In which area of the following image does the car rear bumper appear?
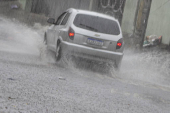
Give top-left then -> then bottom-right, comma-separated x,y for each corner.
61,41 -> 123,65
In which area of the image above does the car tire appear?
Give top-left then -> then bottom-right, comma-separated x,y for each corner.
55,43 -> 62,61
44,33 -> 47,45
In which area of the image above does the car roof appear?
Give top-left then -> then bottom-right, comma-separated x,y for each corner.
67,8 -> 118,22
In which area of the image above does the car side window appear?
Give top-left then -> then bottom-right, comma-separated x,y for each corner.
55,12 -> 67,25
61,13 -> 71,25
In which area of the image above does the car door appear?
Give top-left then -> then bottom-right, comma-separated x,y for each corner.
46,24 -> 55,48
50,12 -> 67,49
58,12 -> 71,42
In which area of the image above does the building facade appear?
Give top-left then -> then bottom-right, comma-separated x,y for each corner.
122,0 -> 170,45
21,0 -> 126,24
18,0 -> 170,45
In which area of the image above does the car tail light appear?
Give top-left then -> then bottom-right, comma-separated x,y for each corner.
116,38 -> 123,49
68,27 -> 75,40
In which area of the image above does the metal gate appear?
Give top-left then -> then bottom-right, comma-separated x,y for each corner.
97,0 -> 126,24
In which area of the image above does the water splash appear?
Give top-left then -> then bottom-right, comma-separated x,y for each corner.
118,49 -> 170,87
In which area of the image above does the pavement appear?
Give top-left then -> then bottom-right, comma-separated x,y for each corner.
0,16 -> 170,113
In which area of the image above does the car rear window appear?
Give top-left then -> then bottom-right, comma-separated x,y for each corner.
73,14 -> 120,35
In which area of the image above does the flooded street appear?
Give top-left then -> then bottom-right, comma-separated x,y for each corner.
0,17 -> 170,113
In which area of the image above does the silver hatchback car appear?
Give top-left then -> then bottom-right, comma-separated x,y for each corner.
44,8 -> 124,68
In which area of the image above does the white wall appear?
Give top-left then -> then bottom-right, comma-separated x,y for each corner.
146,0 -> 170,45
121,0 -> 138,34
18,0 -> 26,9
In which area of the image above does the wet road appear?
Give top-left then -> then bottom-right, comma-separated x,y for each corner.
0,17 -> 170,113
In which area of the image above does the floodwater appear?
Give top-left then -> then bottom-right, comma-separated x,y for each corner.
0,16 -> 170,89
0,16 -> 170,113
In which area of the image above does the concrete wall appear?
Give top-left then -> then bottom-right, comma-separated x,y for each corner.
29,0 -> 125,24
35,0 -> 90,18
121,0 -> 138,35
17,0 -> 32,12
146,0 -> 170,45
18,0 -> 26,9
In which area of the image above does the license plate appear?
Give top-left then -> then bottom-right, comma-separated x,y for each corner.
87,38 -> 103,46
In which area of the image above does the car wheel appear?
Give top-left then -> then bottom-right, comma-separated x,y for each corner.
44,33 -> 47,45
108,62 -> 120,71
55,43 -> 62,61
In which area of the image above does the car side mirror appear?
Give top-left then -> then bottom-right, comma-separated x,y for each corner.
47,18 -> 55,24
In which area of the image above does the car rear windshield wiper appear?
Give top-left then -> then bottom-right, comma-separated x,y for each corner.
79,23 -> 98,32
